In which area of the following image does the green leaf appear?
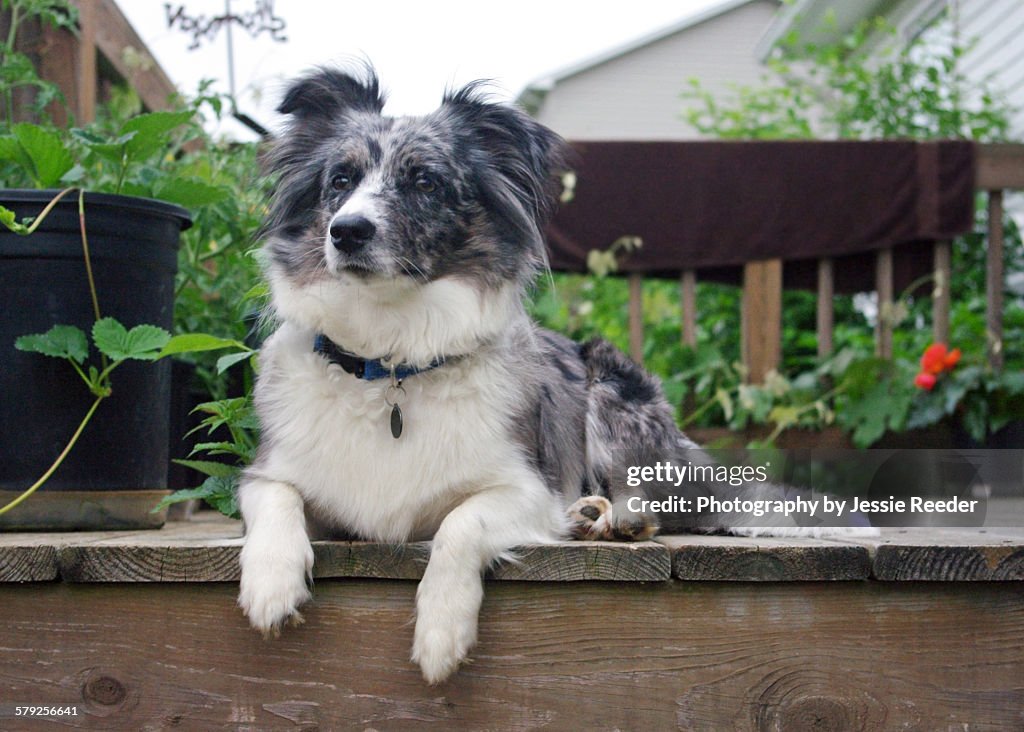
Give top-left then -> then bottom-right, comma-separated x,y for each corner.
962,399 -> 988,443
242,282 -> 270,302
119,111 -> 195,160
12,123 -> 75,188
0,134 -> 34,175
71,127 -> 135,161
158,333 -> 247,358
0,205 -> 31,234
15,324 -> 89,363
216,350 -> 254,374
153,177 -> 230,207
171,458 -> 238,478
92,318 -> 171,361
151,485 -> 211,512
152,475 -> 240,519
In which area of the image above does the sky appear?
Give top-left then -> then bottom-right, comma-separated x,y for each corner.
121,0 -> 725,139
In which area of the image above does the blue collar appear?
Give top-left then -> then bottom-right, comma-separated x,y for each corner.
313,333 -> 446,381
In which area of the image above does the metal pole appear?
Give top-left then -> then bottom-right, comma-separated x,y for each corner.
225,0 -> 237,107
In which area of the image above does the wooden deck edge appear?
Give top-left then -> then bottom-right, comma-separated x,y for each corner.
2,581 -> 1023,729
3,519 -> 1024,583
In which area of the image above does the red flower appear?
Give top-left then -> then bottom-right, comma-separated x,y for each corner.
915,372 -> 937,390
921,344 -> 949,374
920,343 -> 961,375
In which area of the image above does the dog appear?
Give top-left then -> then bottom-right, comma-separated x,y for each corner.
237,65 -> 852,684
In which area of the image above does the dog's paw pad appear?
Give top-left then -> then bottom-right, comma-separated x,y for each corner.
611,517 -> 658,542
567,496 -> 614,540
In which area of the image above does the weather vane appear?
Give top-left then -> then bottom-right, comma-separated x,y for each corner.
165,1 -> 287,51
164,1 -> 287,134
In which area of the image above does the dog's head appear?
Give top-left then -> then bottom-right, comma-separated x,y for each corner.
263,66 -> 568,295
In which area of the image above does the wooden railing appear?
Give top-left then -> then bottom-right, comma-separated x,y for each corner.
626,143 -> 1024,381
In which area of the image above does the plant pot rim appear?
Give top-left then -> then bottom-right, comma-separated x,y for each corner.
1,188 -> 193,231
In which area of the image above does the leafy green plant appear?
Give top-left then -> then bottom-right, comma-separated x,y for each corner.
0,0 -> 265,519
683,15 -> 1012,142
1,318 -> 249,517
153,396 -> 259,519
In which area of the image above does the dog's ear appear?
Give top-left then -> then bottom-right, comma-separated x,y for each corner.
278,65 -> 385,119
442,83 -> 571,259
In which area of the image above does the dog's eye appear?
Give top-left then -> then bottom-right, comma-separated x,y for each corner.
330,173 -> 354,191
415,173 -> 437,193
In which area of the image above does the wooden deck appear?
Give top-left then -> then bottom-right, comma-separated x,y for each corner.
2,514 -> 1023,730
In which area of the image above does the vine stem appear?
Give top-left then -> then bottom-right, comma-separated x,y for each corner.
78,189 -> 102,322
0,189 -> 109,519
0,396 -> 104,517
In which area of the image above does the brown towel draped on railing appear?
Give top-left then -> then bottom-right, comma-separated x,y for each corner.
546,140 -> 976,293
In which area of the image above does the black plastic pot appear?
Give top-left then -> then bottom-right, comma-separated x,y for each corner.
0,189 -> 191,530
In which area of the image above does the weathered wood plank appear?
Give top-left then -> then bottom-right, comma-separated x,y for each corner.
58,544 -> 242,582
53,541 -> 671,583
0,519 -> 670,582
1,582 -> 1022,730
835,528 -> 1024,581
318,541 -> 670,582
658,534 -> 870,581
0,545 -> 59,582
490,541 -> 669,581
9,518 -> 1024,584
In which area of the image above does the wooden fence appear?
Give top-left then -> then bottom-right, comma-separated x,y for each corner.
626,143 -> 1024,381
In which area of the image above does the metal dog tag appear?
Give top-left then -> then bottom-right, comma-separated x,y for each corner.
390,403 -> 403,439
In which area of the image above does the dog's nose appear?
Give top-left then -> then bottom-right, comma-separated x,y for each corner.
329,214 -> 376,254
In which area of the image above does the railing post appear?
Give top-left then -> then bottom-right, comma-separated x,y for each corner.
987,190 -> 1005,371
932,240 -> 951,344
875,248 -> 894,359
628,273 -> 643,364
681,269 -> 697,348
742,259 -> 782,383
817,258 -> 834,359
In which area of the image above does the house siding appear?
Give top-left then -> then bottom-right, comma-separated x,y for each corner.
532,0 -> 779,140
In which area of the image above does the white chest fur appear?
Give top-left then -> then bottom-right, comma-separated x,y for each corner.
255,323 -> 536,542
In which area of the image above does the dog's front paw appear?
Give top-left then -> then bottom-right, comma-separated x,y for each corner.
412,568 -> 482,684
411,616 -> 477,685
238,532 -> 314,637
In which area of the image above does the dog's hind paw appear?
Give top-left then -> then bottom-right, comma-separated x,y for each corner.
567,496 -> 614,539
567,496 -> 657,541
